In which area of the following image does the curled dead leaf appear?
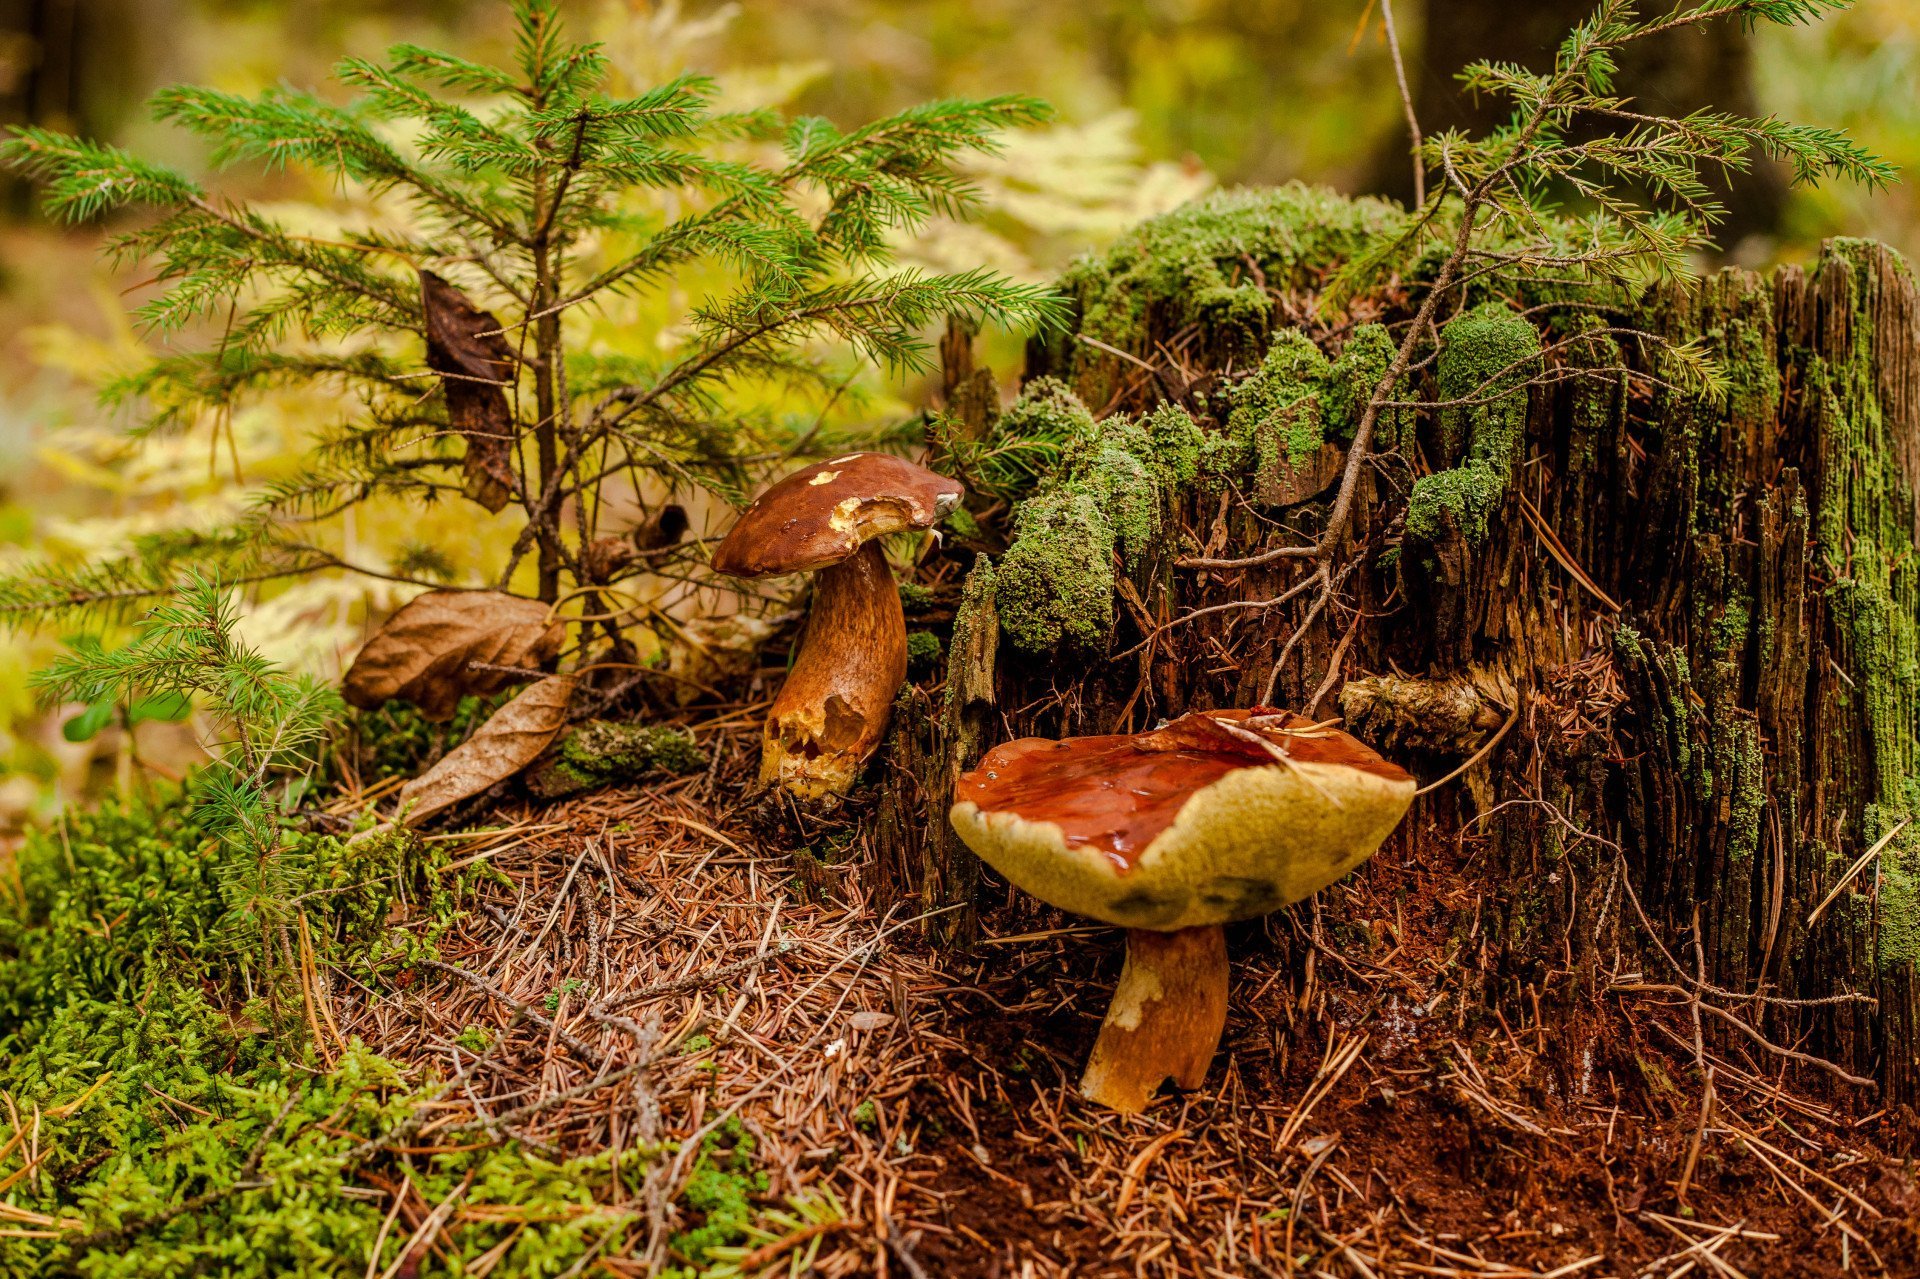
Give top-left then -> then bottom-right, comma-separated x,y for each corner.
398,675 -> 573,826
344,589 -> 563,722
421,270 -> 519,513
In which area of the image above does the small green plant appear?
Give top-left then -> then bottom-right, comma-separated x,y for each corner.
544,976 -> 589,1011
32,575 -> 339,971
669,1116 -> 767,1268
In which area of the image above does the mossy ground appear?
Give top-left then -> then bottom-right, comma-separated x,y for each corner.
0,781 -> 759,1277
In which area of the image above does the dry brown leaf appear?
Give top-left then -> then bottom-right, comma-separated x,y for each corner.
398,675 -> 573,825
421,270 -> 519,513
344,589 -> 564,722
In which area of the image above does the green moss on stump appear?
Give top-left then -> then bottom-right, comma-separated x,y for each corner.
1327,323 -> 1398,443
1405,302 -> 1541,550
955,375 -> 1099,503
1227,330 -> 1332,471
1056,184 -> 1405,360
1144,402 -> 1207,487
1405,465 -> 1508,546
1798,243 -> 1920,972
1438,301 -> 1539,469
993,381 -> 1218,653
528,720 -> 705,799
1881,814 -> 1920,974
998,486 -> 1116,653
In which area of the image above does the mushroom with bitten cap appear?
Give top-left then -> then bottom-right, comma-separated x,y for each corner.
713,452 -> 963,798
949,708 -> 1415,1112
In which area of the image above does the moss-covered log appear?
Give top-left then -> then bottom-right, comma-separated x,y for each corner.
875,185 -> 1920,1117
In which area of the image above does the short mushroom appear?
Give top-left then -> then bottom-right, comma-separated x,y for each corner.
949,709 -> 1414,1112
713,452 -> 963,798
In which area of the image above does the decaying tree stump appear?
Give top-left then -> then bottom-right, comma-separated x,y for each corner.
872,187 -> 1920,1116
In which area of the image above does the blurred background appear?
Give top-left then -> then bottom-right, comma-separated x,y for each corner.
0,0 -> 1910,820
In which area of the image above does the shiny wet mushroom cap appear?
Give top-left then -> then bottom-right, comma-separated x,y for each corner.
949,710 -> 1414,1112
952,710 -> 1414,931
712,452 -> 962,578
711,452 -> 964,799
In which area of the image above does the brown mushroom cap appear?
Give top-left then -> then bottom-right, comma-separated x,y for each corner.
950,710 -> 1414,930
712,452 -> 963,578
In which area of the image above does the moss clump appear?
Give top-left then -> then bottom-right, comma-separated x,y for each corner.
528,720 -> 705,799
906,630 -> 944,670
998,375 -> 1098,445
1327,323 -> 1403,449
1404,303 -> 1540,549
1404,465 -> 1508,545
670,1117 -> 767,1267
1056,184 -> 1405,359
994,388 -> 1213,653
951,375 -> 1098,503
1143,402 -> 1207,487
1067,422 -> 1164,569
1215,324 -> 1404,497
997,486 -> 1116,653
1225,330 -> 1332,472
343,692 -> 505,782
897,581 -> 936,613
1437,302 -> 1539,468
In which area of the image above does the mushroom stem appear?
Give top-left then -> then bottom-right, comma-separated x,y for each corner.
761,538 -> 908,797
1080,925 -> 1229,1113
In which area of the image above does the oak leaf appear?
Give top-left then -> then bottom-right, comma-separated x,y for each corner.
344,589 -> 563,722
421,270 -> 518,513
398,675 -> 573,825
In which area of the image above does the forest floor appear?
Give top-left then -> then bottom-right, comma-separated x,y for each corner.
329,713 -> 1920,1279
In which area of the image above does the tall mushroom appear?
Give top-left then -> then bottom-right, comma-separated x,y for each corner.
713,452 -> 963,798
950,709 -> 1414,1112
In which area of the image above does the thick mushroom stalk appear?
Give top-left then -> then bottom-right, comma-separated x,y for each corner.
711,453 -> 964,799
1081,925 -> 1229,1113
761,539 -> 907,796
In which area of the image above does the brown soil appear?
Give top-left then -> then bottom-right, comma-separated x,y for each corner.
328,733 -> 1920,1277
